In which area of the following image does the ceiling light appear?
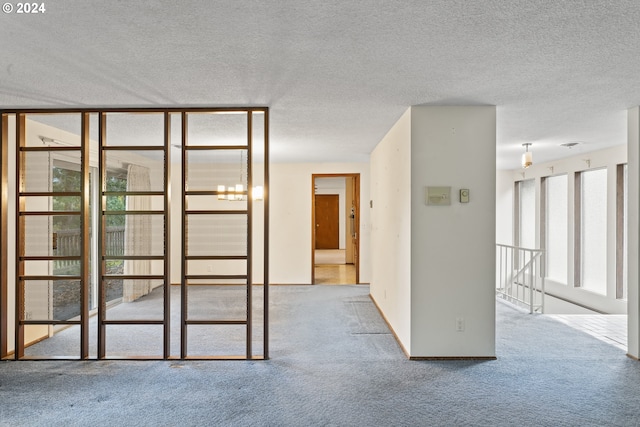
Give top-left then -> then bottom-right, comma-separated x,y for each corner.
252,186 -> 264,201
215,151 -> 264,201
521,143 -> 533,169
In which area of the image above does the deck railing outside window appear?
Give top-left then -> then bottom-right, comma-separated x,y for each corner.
54,226 -> 124,270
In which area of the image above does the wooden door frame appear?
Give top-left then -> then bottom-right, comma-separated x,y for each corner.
311,173 -> 360,284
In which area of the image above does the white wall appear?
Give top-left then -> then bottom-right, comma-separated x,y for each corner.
410,106 -> 496,358
370,108 -> 413,353
169,160 -> 266,284
499,144 -> 627,314
496,170 -> 514,246
627,107 -> 639,357
172,160 -> 373,286
270,162 -> 370,284
370,106 -> 496,358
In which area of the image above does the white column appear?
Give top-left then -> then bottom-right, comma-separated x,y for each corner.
627,107 -> 640,358
410,106 -> 496,358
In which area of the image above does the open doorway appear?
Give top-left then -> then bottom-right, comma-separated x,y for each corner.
312,174 -> 360,285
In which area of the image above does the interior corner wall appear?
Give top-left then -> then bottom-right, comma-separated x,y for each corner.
627,106 -> 639,358
270,162 -> 371,284
410,106 -> 496,358
369,108 -> 412,353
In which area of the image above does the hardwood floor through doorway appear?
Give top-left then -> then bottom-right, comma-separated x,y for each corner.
314,264 -> 356,285
315,249 -> 346,265
314,250 -> 355,284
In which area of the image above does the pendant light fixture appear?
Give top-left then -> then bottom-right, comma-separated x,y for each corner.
216,150 -> 264,201
521,143 -> 533,169
217,150 -> 245,201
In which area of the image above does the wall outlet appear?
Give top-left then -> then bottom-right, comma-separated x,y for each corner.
207,265 -> 213,273
456,317 -> 465,332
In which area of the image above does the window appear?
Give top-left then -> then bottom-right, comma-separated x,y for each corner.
544,175 -> 567,284
579,168 -> 607,294
516,179 -> 536,249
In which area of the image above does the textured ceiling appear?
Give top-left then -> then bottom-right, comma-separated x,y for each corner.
1,0 -> 640,169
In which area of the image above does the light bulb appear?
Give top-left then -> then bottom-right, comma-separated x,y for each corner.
217,185 -> 226,200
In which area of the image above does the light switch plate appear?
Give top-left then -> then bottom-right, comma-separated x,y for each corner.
460,188 -> 469,203
426,186 -> 451,206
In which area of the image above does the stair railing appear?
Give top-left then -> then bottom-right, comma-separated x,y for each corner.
496,244 -> 545,313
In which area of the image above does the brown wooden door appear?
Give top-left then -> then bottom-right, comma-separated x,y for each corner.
315,194 -> 339,249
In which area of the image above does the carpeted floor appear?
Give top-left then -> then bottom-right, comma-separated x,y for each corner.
1,285 -> 639,426
23,285 -> 267,359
